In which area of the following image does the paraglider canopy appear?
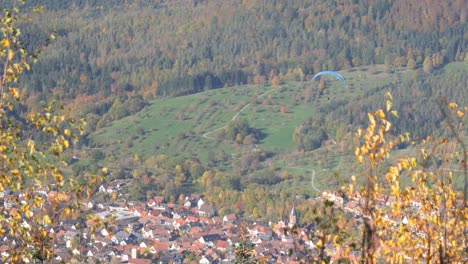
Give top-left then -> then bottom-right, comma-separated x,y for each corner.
311,71 -> 345,84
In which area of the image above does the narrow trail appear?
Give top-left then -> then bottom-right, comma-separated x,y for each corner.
202,89 -> 274,140
201,88 -> 322,193
282,166 -> 321,193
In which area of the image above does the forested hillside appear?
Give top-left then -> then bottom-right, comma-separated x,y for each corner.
7,0 -> 467,126
2,0 -> 463,213
82,62 -> 466,221
1,2 -> 466,262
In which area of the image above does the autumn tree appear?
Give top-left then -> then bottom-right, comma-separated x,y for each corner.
423,55 -> 433,73
253,74 -> 266,85
280,105 -> 287,114
0,2 -> 102,262
350,93 -> 467,262
271,75 -> 282,87
407,56 -> 417,70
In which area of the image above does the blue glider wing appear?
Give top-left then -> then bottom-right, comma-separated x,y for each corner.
311,71 -> 345,84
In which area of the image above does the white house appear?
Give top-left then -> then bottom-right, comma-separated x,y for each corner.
100,228 -> 109,237
197,198 -> 204,208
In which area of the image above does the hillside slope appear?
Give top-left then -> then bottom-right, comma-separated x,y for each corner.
80,63 -> 467,212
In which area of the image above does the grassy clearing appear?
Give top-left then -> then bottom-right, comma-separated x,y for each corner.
88,63 -> 465,193
90,66 -> 398,167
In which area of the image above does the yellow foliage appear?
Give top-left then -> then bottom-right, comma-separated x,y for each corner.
1,39 -> 10,47
347,93 -> 467,263
356,155 -> 363,163
62,139 -> 69,148
9,87 -> 19,98
375,109 -> 385,119
63,207 -> 71,216
315,239 -> 323,248
386,100 -> 392,111
7,49 -> 14,60
448,102 -> 458,109
42,215 -> 51,225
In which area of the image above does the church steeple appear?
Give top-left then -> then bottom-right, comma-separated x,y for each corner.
289,203 -> 297,228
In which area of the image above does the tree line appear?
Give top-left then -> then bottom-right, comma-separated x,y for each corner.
1,0 -> 463,126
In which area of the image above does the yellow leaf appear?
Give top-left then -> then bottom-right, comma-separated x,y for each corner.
385,120 -> 391,131
1,39 -> 10,47
448,102 -> 458,109
64,129 -> 71,136
384,92 -> 393,99
368,113 -> 376,126
333,235 -> 340,244
386,100 -> 392,111
43,215 -> 51,225
375,109 -> 385,119
64,207 -> 71,216
9,88 -> 19,99
457,110 -> 464,117
63,139 -> 69,148
28,140 -> 35,154
13,63 -> 22,73
397,235 -> 406,244
360,145 -> 368,155
391,110 -> 399,117
357,155 -> 363,164
316,239 -> 323,248
102,167 -> 108,174
8,49 -> 14,60
357,128 -> 362,137
354,147 -> 360,156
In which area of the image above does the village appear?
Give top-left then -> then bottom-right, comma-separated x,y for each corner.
2,181 -> 431,264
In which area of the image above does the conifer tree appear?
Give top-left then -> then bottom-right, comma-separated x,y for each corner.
423,55 -> 433,73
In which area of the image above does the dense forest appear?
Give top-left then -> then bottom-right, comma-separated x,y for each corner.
3,0 -> 467,220
10,1 -> 467,115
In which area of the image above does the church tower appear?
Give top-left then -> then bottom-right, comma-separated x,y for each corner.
288,203 -> 297,228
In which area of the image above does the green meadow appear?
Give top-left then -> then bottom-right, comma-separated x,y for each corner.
88,63 -> 467,195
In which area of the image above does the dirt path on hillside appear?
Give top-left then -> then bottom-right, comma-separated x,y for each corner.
202,89 -> 274,140
281,166 -> 321,193
202,88 -> 322,193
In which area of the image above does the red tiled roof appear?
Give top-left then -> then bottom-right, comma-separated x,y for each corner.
216,240 -> 228,249
128,258 -> 151,264
186,215 -> 199,222
152,241 -> 170,252
174,218 -> 186,226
